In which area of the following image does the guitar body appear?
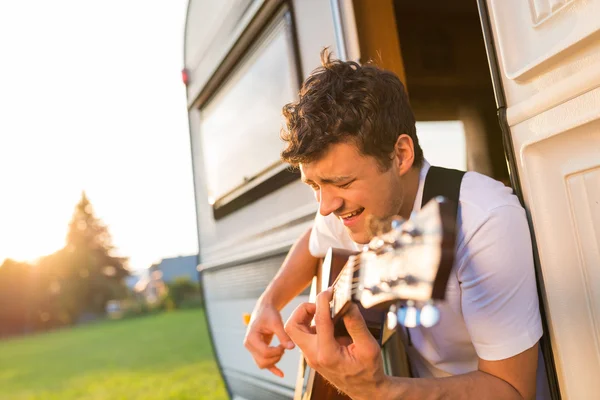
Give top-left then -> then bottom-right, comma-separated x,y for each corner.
294,249 -> 387,400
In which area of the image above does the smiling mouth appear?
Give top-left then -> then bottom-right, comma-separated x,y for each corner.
338,208 -> 365,220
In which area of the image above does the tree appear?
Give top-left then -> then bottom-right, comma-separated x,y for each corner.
43,192 -> 130,322
0,259 -> 34,336
0,193 -> 130,336
64,192 -> 129,313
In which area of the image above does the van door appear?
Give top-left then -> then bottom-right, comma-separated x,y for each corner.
478,1 -> 600,398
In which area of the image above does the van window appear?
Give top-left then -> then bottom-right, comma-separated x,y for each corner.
199,15 -> 299,205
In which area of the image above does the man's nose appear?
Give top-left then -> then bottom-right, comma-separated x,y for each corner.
319,188 -> 342,216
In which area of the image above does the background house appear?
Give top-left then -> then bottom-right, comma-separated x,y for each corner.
128,254 -> 200,306
149,254 -> 199,284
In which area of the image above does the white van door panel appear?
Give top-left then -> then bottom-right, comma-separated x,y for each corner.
483,1 -> 600,398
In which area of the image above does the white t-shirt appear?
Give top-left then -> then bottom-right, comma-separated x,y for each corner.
309,161 -> 548,396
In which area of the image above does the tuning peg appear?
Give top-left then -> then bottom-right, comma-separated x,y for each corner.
404,223 -> 422,239
387,305 -> 398,330
419,302 -> 440,328
368,236 -> 385,250
406,227 -> 422,238
396,301 -> 419,328
396,305 -> 407,326
404,274 -> 418,286
365,285 -> 382,295
403,301 -> 420,328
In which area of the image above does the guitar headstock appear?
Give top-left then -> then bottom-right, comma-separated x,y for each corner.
331,196 -> 456,329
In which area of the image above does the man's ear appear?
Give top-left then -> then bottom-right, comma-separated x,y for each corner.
393,134 -> 415,176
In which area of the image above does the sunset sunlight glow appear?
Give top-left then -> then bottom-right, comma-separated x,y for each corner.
0,1 -> 198,270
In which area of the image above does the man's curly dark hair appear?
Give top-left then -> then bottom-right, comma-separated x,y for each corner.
281,48 -> 423,170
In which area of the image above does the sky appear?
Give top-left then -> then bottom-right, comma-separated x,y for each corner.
0,1 -> 198,271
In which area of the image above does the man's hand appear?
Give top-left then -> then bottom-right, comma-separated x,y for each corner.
244,303 -> 295,378
285,289 -> 388,400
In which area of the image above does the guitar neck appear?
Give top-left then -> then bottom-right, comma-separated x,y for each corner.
329,255 -> 359,324
328,255 -> 387,343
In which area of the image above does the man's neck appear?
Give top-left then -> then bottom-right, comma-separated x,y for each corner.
398,165 -> 421,220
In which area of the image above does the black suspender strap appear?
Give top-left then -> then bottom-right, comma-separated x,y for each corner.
397,165 -> 465,375
421,165 -> 465,213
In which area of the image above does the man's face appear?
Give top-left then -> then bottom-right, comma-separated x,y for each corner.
300,142 -> 405,244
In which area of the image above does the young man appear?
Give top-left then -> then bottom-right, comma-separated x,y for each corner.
244,50 -> 543,399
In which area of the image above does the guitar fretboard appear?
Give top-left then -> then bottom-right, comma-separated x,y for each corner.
330,255 -> 359,319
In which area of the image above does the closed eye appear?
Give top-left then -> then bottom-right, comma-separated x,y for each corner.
337,180 -> 354,189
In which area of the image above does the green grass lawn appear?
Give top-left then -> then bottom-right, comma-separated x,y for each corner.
0,309 -> 228,400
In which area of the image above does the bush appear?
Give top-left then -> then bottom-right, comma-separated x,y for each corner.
166,277 -> 201,309
178,293 -> 204,309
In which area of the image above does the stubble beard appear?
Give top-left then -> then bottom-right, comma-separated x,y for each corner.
357,179 -> 406,243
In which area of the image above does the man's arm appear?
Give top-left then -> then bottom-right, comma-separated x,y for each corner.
285,290 -> 539,400
244,227 -> 319,377
381,203 -> 541,399
383,344 -> 539,400
258,227 -> 319,310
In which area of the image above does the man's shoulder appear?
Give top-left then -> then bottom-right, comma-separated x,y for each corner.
459,171 -> 523,216
457,171 -> 528,249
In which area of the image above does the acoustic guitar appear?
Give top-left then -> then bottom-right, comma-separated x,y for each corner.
294,196 -> 457,400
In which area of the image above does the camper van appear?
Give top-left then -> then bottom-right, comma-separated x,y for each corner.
183,0 -> 600,399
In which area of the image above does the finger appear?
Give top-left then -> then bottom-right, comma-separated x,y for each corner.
285,302 -> 317,337
315,289 -> 339,356
245,330 -> 286,358
285,302 -> 318,357
272,316 -> 295,350
268,366 -> 284,378
256,353 -> 285,370
336,335 -> 353,347
314,290 -> 335,338
342,303 -> 376,346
